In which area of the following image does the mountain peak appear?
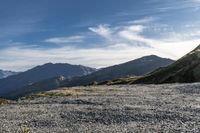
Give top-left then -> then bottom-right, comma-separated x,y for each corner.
143,55 -> 159,58
140,55 -> 171,60
133,44 -> 200,84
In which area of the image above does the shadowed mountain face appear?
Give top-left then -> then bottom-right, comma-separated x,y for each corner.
0,70 -> 18,79
133,45 -> 200,84
61,55 -> 174,87
4,76 -> 67,99
0,63 -> 96,98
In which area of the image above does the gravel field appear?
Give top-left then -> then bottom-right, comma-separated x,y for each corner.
1,84 -> 200,133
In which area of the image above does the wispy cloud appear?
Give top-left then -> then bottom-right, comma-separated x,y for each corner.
126,17 -> 157,24
89,24 -> 113,40
118,25 -> 146,42
1,18 -> 200,71
88,24 -> 150,47
0,45 -> 153,71
44,35 -> 85,44
156,0 -> 200,12
0,38 -> 199,71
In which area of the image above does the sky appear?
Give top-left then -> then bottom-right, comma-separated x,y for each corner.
0,0 -> 200,71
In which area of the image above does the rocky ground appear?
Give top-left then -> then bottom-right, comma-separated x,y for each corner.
1,84 -> 200,133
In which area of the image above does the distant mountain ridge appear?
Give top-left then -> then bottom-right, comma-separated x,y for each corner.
133,45 -> 200,84
1,55 -> 174,99
0,63 -> 96,98
60,55 -> 175,87
0,70 -> 18,79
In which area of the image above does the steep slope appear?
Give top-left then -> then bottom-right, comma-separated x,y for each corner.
0,63 -> 96,97
133,45 -> 200,84
61,55 -> 174,87
0,70 -> 19,79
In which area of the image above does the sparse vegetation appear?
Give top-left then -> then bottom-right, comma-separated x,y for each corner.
31,86 -> 120,98
18,126 -> 30,133
98,76 -> 140,85
35,92 -> 73,97
0,99 -> 10,106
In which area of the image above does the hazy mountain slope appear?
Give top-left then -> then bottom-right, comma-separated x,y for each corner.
4,76 -> 67,99
0,63 -> 96,97
61,55 -> 174,87
0,70 -> 19,79
133,45 -> 200,84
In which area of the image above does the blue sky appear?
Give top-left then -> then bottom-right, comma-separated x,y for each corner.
0,0 -> 200,71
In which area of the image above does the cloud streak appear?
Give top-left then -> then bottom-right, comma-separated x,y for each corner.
45,35 -> 85,44
126,17 -> 157,24
89,24 -> 113,40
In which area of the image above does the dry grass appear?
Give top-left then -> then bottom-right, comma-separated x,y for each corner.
0,99 -> 10,106
34,89 -> 84,97
98,76 -> 141,85
31,86 -> 121,98
18,125 -> 30,133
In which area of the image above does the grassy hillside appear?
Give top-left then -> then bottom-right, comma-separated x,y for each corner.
133,45 -> 200,84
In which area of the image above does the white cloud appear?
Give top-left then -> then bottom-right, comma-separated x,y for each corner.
89,24 -> 150,47
118,25 -> 146,42
89,24 -> 112,40
161,30 -> 200,42
0,45 -> 154,71
45,35 -> 85,44
127,17 -> 157,24
0,38 -> 199,71
1,20 -> 200,71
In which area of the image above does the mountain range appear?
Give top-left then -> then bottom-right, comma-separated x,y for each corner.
0,70 -> 18,79
0,63 -> 96,98
0,55 -> 174,99
61,55 -> 174,87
